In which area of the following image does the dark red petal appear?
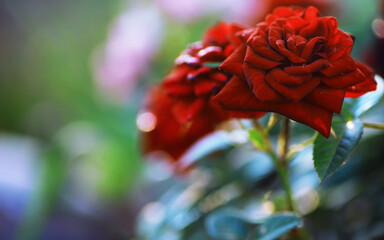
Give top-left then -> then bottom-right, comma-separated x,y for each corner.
276,40 -> 306,63
328,31 -> 354,60
266,69 -> 320,102
304,6 -> 321,21
213,76 -> 262,110
346,78 -> 377,97
286,16 -> 308,33
164,84 -> 195,96
268,25 -> 283,51
273,6 -> 297,18
284,59 -> 329,75
213,76 -> 332,137
301,36 -> 325,60
163,65 -> 191,85
226,110 -> 266,119
248,35 -> 285,61
287,35 -> 307,56
187,66 -> 211,80
305,84 -> 346,113
237,28 -> 256,43
220,46 -> 246,76
321,68 -> 366,89
194,79 -> 222,96
299,17 -> 337,39
320,54 -> 356,77
203,21 -> 230,46
172,98 -> 206,123
229,23 -> 247,47
242,64 -> 286,102
197,46 -> 225,62
245,47 -> 282,70
346,62 -> 377,98
209,72 -> 228,83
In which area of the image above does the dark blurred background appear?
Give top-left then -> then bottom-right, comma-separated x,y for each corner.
1,0 -> 384,239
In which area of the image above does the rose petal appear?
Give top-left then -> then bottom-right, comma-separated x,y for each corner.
194,79 -> 222,96
226,110 -> 266,119
203,21 -> 230,46
304,6 -> 321,21
268,24 -> 283,51
305,84 -> 346,113
276,40 -> 306,63
299,17 -> 337,39
163,65 -> 191,85
197,46 -> 225,62
242,64 -> 286,102
187,66 -> 211,80
220,46 -> 246,76
266,69 -> 320,102
245,47 -> 282,70
301,36 -> 325,60
248,35 -> 285,61
213,75 -> 332,137
286,16 -> 308,33
346,62 -> 377,97
320,54 -> 356,77
164,84 -> 195,96
321,68 -> 366,88
284,59 -> 329,75
328,31 -> 354,60
172,98 -> 206,123
273,6 -> 296,18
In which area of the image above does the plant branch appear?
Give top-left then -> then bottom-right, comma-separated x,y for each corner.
363,122 -> 384,130
252,118 -> 296,212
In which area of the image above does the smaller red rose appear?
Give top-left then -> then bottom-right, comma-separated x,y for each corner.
139,87 -> 227,163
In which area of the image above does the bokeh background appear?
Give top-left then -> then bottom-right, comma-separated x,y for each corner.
1,0 -> 384,239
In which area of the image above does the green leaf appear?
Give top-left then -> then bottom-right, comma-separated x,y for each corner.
205,211 -> 251,240
177,132 -> 233,170
313,118 -> 363,182
203,62 -> 222,69
342,75 -> 384,119
249,129 -> 267,151
255,213 -> 302,240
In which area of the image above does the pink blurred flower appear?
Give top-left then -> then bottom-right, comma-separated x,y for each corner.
94,5 -> 164,102
155,0 -> 262,24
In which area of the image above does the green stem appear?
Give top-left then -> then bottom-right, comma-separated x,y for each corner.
277,118 -> 296,212
252,119 -> 296,212
363,122 -> 384,130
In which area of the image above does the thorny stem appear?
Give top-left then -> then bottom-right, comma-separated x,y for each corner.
277,118 -> 296,212
251,117 -> 312,240
363,122 -> 384,130
252,118 -> 296,212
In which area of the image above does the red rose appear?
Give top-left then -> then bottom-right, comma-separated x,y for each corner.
139,87 -> 227,163
139,22 -> 264,163
163,22 -> 264,124
213,6 -> 376,137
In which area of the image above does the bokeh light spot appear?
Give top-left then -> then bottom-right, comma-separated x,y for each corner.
372,18 -> 384,38
137,112 -> 157,132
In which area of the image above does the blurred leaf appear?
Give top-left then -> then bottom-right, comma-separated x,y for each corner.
248,129 -> 267,151
313,118 -> 363,182
342,75 -> 384,119
240,152 -> 274,184
205,210 -> 251,240
16,146 -> 67,240
254,213 -> 302,240
177,131 -> 233,170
